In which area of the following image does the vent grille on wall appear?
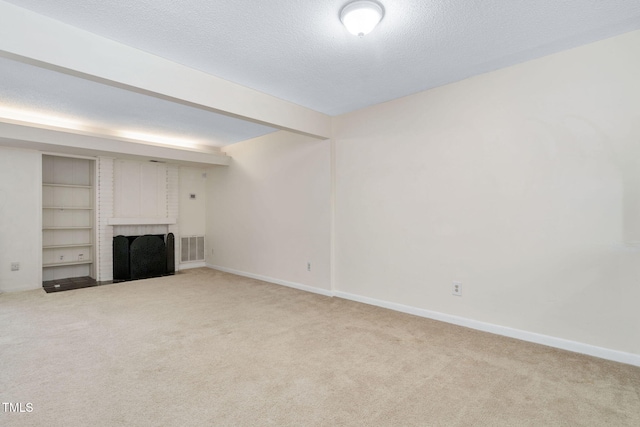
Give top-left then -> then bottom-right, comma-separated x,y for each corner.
181,236 -> 205,262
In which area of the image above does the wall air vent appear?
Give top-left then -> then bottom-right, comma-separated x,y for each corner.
181,236 -> 205,262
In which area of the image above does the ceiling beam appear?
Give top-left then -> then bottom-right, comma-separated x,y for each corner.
0,120 -> 231,166
0,1 -> 332,140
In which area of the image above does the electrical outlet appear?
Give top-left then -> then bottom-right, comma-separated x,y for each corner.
10,262 -> 20,271
452,281 -> 462,296
59,255 -> 64,261
307,262 -> 311,272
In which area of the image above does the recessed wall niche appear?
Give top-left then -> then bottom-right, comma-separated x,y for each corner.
42,154 -> 96,291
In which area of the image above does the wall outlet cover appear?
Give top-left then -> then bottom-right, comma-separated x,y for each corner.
452,281 -> 462,296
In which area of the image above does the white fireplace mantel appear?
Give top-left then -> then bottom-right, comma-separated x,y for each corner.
107,218 -> 177,226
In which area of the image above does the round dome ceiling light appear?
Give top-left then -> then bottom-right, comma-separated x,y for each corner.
340,1 -> 384,37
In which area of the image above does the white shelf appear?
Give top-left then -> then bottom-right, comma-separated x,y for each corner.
43,260 -> 93,268
43,226 -> 93,230
43,244 -> 93,249
43,206 -> 93,210
43,183 -> 92,189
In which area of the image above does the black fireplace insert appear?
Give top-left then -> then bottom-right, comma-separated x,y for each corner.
113,233 -> 175,282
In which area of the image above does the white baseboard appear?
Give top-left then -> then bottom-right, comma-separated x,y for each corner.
334,291 -> 640,368
203,265 -> 640,367
179,261 -> 207,271
206,264 -> 334,297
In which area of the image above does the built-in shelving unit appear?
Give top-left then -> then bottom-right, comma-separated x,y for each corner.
42,155 -> 96,284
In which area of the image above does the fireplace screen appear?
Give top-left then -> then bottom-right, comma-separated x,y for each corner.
113,233 -> 175,282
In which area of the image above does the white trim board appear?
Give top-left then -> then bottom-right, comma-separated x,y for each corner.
179,262 -> 207,271
204,265 -> 640,367
334,291 -> 640,368
206,264 -> 333,297
108,217 -> 177,225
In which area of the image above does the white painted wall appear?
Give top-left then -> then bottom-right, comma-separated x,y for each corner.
114,160 -> 167,218
333,30 -> 640,356
178,166 -> 206,269
206,131 -> 331,291
167,164 -> 180,269
179,167 -> 207,237
97,157 -> 114,283
0,146 -> 41,292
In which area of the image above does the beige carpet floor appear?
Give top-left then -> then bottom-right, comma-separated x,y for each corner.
1,268 -> 639,426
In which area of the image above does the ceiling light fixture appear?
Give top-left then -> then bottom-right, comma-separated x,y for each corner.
340,0 -> 384,37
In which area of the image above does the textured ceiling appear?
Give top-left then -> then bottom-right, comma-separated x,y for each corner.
2,0 -> 640,146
